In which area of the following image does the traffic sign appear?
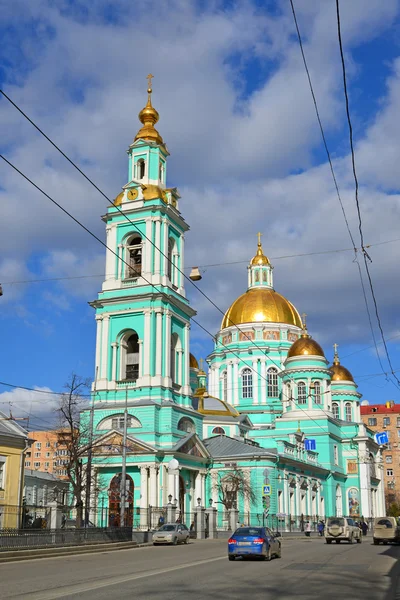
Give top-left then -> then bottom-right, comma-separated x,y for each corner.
262,484 -> 271,495
305,439 -> 316,451
375,431 -> 389,445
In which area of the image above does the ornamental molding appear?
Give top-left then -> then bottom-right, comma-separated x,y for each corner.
280,367 -> 331,376
331,390 -> 361,398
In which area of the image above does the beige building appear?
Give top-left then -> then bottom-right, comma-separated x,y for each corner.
26,430 -> 71,480
361,402 -> 400,511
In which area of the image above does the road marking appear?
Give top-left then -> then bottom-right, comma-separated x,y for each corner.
12,555 -> 227,599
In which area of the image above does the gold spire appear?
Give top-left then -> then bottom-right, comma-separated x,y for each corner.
333,343 -> 340,365
134,74 -> 164,145
250,232 -> 270,266
301,313 -> 309,338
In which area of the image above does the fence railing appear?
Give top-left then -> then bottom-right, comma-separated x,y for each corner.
0,526 -> 132,551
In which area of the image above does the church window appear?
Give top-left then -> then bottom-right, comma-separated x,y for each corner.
297,382 -> 307,404
98,414 -> 141,430
171,333 -> 181,385
212,427 -> 225,435
267,368 -> 279,397
126,234 -> 142,279
345,403 -> 352,422
167,237 -> 179,287
159,161 -> 165,183
254,270 -> 259,282
332,403 -> 339,419
137,158 -> 146,180
242,368 -> 253,398
313,381 -> 321,404
263,271 -> 267,282
178,417 -> 195,434
125,332 -> 139,380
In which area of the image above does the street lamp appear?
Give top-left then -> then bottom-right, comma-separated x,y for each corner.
168,494 -> 173,504
197,497 -> 201,507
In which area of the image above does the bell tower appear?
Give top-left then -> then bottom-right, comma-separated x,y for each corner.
90,76 -> 195,406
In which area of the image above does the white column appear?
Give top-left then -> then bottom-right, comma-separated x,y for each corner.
233,360 -> 239,406
201,472 -> 206,505
140,466 -> 149,528
144,218 -> 152,275
227,362 -> 233,405
252,360 -> 259,405
95,316 -> 102,377
211,471 -> 218,505
117,244 -> 123,279
183,324 -> 190,392
162,218 -> 169,278
177,350 -> 183,386
155,311 -> 163,376
168,470 -> 175,499
154,219 -> 161,275
111,342 -> 118,382
178,234 -> 185,294
164,311 -> 171,383
149,466 -> 158,507
307,377 -> 312,410
105,225 -> 116,280
100,316 -> 110,381
143,309 -> 151,377
194,471 -> 202,504
138,340 -> 143,377
260,358 -> 267,403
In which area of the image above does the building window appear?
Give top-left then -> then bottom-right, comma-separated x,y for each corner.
177,418 -> 196,434
386,455 -> 393,464
159,161 -> 165,183
97,414 -> 141,431
111,415 -> 133,430
397,417 -> 400,427
368,418 -> 377,426
388,481 -> 395,490
387,469 -> 394,477
167,237 -> 179,287
125,234 -> 142,279
34,462 -> 40,468
45,442 -> 51,448
313,381 -> 321,404
170,333 -> 182,385
44,462 -> 50,469
221,370 -> 227,402
0,458 -> 5,488
212,427 -> 226,435
25,461 -> 31,467
36,442 -> 41,449
384,417 -> 391,427
297,382 -> 307,404
242,368 -> 253,398
345,403 -> 352,422
267,368 -> 279,397
34,452 -> 41,458
125,332 -> 140,381
332,403 -> 339,419
136,158 -> 146,180
333,445 -> 338,465
46,452 -> 51,458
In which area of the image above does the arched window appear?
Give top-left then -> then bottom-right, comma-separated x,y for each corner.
167,237 -> 175,282
212,427 -> 225,435
267,367 -> 279,397
97,414 -> 141,430
125,333 -> 139,380
345,402 -> 352,422
332,403 -> 339,419
126,234 -> 142,279
242,368 -> 253,398
159,161 -> 165,183
171,333 -> 181,385
313,381 -> 321,404
137,159 -> 145,180
221,370 -> 227,402
297,382 -> 307,404
177,417 -> 195,433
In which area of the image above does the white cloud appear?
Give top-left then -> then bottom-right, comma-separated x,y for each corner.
0,387 -> 60,430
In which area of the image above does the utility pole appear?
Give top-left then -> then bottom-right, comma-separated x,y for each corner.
85,367 -> 97,528
120,387 -> 128,527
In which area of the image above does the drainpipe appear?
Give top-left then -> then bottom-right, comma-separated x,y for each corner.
18,438 -> 30,528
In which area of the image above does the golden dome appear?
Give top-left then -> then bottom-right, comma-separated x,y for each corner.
134,76 -> 164,146
250,234 -> 270,266
329,344 -> 354,382
189,353 -> 199,369
221,287 -> 302,329
287,333 -> 325,358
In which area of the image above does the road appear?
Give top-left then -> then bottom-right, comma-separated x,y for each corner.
1,537 -> 400,600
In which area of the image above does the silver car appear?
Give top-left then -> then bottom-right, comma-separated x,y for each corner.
153,523 -> 190,545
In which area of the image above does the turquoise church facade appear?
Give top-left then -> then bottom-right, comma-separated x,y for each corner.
83,81 -> 385,530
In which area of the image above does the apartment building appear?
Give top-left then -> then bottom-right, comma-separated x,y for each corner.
361,401 -> 400,509
26,430 -> 71,480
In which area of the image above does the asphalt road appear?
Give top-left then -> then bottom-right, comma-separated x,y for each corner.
2,537 -> 400,600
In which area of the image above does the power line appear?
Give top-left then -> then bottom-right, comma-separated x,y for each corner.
335,0 -> 400,389
289,0 -> 399,391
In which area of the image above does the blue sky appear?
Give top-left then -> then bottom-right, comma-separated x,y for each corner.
1,0 -> 400,429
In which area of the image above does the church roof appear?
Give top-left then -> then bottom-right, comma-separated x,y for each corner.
203,435 -> 277,459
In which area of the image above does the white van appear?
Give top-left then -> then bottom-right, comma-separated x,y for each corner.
325,517 -> 362,544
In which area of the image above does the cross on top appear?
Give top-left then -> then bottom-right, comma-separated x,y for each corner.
333,343 -> 339,354
301,313 -> 307,328
147,73 -> 154,91
257,232 -> 263,245
199,358 -> 204,371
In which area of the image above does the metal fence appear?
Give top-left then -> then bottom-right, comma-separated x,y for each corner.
0,526 -> 132,551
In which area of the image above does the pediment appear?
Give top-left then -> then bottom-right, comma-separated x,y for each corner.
174,433 -> 210,459
92,430 -> 155,455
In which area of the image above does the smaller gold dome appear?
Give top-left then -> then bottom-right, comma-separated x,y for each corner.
287,333 -> 325,358
250,236 -> 270,266
189,353 -> 199,369
134,80 -> 164,146
329,344 -> 354,382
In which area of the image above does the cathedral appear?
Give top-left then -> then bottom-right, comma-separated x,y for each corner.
84,79 -> 385,531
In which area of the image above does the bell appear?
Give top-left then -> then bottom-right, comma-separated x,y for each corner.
189,267 -> 202,281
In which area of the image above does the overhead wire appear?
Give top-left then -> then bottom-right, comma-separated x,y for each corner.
289,0 -> 398,391
335,0 -> 400,389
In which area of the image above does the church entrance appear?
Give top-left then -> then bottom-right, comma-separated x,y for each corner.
108,474 -> 134,527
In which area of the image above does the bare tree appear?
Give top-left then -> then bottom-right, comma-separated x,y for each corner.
213,468 -> 256,510
56,373 -> 91,528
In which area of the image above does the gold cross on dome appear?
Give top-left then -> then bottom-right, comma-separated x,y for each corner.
257,232 -> 263,245
333,343 -> 339,354
301,313 -> 307,328
147,73 -> 154,91
199,358 -> 204,370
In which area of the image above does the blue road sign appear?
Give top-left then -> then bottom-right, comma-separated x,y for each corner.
305,439 -> 316,451
262,484 -> 271,495
375,431 -> 389,445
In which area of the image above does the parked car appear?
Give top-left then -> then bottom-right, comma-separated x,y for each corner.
228,526 -> 281,561
152,523 -> 190,545
373,517 -> 400,545
325,517 -> 362,544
